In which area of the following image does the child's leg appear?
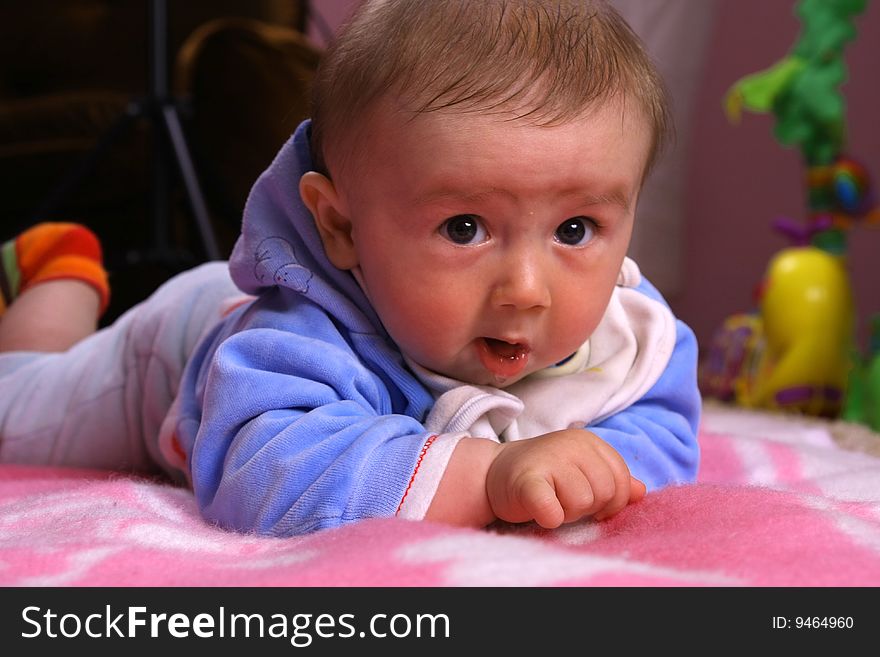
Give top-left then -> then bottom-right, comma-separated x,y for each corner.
0,280 -> 100,352
0,262 -> 240,473
0,223 -> 110,352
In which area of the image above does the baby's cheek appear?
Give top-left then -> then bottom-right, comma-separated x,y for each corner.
381,298 -> 454,353
556,302 -> 602,344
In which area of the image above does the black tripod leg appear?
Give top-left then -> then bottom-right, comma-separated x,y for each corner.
151,107 -> 173,259
160,105 -> 222,261
30,103 -> 141,224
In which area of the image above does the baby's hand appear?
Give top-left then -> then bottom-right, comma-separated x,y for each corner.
486,429 -> 645,529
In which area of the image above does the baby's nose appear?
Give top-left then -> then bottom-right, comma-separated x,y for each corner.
490,258 -> 551,310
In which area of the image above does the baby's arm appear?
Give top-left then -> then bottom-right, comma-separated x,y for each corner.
588,318 -> 702,490
189,322 -> 443,536
422,437 -> 500,527
425,430 -> 645,529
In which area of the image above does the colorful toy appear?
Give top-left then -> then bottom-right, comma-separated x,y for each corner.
702,0 -> 878,423
724,0 -> 879,253
699,313 -> 763,403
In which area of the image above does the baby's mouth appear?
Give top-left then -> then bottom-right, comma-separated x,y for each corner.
476,337 -> 531,382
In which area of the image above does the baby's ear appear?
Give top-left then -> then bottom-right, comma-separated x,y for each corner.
299,172 -> 358,270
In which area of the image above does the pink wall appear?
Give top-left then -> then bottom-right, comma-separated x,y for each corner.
307,0 -> 356,46
309,0 -> 880,350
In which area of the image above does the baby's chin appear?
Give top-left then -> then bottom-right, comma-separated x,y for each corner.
436,363 -> 538,389
413,346 -> 551,388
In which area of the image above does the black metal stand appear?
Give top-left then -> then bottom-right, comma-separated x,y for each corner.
31,0 -> 221,264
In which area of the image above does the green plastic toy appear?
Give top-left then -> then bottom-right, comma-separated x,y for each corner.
725,0 -> 877,253
843,315 -> 880,431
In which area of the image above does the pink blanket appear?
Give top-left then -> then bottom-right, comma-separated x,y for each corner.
3,404 -> 880,586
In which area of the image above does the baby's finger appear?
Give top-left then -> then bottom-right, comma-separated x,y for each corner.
553,466 -> 605,524
629,477 -> 647,502
564,462 -> 617,521
589,441 -> 636,520
518,476 -> 565,529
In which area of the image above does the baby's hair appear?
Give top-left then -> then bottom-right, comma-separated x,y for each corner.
309,0 -> 671,179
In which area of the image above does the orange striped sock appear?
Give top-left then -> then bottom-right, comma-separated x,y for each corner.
0,223 -> 110,318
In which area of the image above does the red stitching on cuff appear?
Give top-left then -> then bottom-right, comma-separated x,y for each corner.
396,434 -> 438,516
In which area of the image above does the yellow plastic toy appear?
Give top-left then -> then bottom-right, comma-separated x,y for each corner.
735,246 -> 854,417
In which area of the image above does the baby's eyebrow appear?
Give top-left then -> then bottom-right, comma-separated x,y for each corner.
413,185 -> 633,211
413,187 -> 506,206
577,189 -> 632,211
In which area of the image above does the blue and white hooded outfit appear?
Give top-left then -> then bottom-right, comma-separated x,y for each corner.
0,122 -> 701,537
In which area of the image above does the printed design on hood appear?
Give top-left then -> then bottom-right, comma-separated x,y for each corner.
253,236 -> 314,294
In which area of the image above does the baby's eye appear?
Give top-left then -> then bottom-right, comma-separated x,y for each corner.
554,216 -> 596,246
440,214 -> 488,245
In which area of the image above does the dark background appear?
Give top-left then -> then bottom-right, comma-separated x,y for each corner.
1,0 -> 320,324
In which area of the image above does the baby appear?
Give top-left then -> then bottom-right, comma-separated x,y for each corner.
0,0 -> 700,536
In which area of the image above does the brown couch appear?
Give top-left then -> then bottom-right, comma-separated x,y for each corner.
0,1 -> 321,322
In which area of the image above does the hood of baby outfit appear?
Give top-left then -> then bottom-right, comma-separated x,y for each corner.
227,120 -> 382,335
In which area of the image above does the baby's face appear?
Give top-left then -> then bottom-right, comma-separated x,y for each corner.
336,99 -> 651,387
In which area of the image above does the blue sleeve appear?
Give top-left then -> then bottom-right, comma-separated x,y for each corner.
588,292 -> 701,491
189,307 -> 433,537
